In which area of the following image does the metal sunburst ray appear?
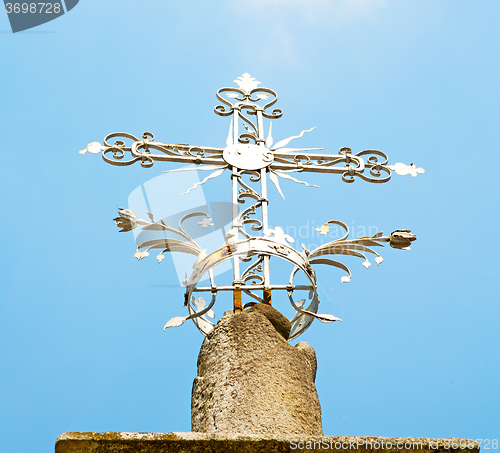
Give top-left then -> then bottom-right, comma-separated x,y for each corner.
266,121 -> 273,148
269,170 -> 285,199
181,166 -> 228,195
271,169 -> 320,189
226,117 -> 233,146
271,127 -> 316,150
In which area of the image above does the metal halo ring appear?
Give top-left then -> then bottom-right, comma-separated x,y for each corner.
185,238 -> 319,339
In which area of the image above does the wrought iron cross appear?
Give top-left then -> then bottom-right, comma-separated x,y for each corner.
80,73 -> 424,340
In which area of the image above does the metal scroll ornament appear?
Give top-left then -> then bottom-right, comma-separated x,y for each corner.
81,73 -> 424,341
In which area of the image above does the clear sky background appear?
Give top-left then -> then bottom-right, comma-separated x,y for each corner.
1,1 -> 499,452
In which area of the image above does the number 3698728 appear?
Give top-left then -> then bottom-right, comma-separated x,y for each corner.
5,3 -> 62,14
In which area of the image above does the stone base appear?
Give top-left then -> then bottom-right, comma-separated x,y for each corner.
191,305 -> 323,436
55,432 -> 480,453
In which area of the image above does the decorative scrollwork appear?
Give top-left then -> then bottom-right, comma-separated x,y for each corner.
238,204 -> 263,232
357,149 -> 388,166
241,257 -> 265,285
102,147 -> 141,167
235,170 -> 261,205
234,170 -> 265,235
82,73 -> 424,341
214,87 -> 246,116
243,275 -> 264,285
103,132 -> 140,148
95,131 -> 228,169
241,256 -> 264,282
238,106 -> 259,133
215,73 -> 282,121
238,133 -> 259,145
350,149 -> 392,183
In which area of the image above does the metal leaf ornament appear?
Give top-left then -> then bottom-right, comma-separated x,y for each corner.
113,208 -> 210,261
306,220 -> 417,284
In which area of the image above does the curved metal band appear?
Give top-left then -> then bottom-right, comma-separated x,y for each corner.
185,238 -> 318,338
288,266 -> 318,339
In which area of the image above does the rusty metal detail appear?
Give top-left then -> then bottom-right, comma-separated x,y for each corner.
81,74 -> 424,340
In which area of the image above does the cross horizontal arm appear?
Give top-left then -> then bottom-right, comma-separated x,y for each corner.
100,138 -> 225,168
81,131 -> 422,184
100,140 -> 390,182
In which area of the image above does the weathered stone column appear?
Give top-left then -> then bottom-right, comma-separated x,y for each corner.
191,303 -> 323,436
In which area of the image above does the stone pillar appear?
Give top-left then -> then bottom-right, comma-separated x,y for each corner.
191,303 -> 323,436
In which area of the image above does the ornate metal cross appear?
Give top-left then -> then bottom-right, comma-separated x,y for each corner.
81,73 -> 424,340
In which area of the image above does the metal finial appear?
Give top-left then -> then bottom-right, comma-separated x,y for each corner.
81,74 -> 424,340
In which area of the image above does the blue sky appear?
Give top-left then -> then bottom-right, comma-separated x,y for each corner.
1,1 -> 499,451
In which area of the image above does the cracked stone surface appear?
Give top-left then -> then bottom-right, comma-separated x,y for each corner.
191,306 -> 323,436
